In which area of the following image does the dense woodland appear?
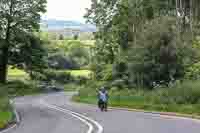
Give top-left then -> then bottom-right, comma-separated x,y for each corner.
84,0 -> 200,88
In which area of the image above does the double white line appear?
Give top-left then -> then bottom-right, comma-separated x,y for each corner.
41,100 -> 103,133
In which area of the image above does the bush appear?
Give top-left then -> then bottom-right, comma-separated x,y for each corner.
78,80 -> 106,97
151,80 -> 200,104
0,98 -> 10,112
128,17 -> 197,88
48,54 -> 78,69
0,80 -> 40,96
186,62 -> 200,80
111,79 -> 127,90
42,69 -> 74,84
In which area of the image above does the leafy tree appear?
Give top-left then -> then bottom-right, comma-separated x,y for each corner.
0,0 -> 47,83
59,34 -> 64,40
68,42 -> 90,67
9,33 -> 48,79
73,34 -> 79,40
128,17 -> 197,88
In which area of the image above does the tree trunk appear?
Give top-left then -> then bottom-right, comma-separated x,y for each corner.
0,46 -> 9,84
0,13 -> 11,83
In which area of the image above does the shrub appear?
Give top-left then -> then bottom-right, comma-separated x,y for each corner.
78,80 -> 106,97
186,62 -> 200,80
151,80 -> 200,104
0,80 -> 40,96
0,98 -> 10,112
128,17 -> 197,88
42,69 -> 74,84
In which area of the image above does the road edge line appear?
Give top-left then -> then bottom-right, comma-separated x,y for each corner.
41,101 -> 94,133
73,101 -> 200,122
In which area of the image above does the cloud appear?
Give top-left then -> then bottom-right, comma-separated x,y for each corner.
43,0 -> 91,22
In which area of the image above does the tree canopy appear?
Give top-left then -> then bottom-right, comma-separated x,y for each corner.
0,0 -> 47,83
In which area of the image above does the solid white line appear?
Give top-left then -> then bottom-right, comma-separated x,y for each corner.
69,109 -> 103,133
0,124 -> 17,133
41,101 -> 94,133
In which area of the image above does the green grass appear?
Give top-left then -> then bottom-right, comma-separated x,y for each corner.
57,69 -> 93,79
67,70 -> 93,78
73,80 -> 200,116
0,97 -> 13,129
81,40 -> 95,47
8,67 -> 29,81
0,111 -> 13,129
73,94 -> 200,116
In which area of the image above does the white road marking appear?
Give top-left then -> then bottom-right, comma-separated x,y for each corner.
159,114 -> 200,123
41,100 -> 103,133
0,125 -> 17,133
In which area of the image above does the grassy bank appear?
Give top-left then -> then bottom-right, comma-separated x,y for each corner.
73,94 -> 200,115
0,111 -> 13,129
0,95 -> 13,129
73,80 -> 200,116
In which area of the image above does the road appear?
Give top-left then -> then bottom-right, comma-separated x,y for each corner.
6,92 -> 200,133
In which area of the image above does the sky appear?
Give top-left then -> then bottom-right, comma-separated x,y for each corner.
43,0 -> 92,23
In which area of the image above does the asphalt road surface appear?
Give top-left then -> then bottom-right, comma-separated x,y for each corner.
6,92 -> 200,133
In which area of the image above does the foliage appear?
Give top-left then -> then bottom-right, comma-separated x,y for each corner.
0,0 -> 47,83
9,33 -> 48,79
68,43 -> 90,67
186,62 -> 200,80
0,80 -> 41,96
75,79 -> 200,115
128,17 -> 197,88
59,34 -> 64,40
73,34 -> 79,40
41,69 -> 74,84
48,54 -> 78,70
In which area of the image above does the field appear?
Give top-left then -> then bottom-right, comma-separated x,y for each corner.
66,70 -> 93,78
8,67 -> 29,81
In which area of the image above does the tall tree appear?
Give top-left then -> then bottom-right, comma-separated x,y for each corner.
0,0 -> 46,83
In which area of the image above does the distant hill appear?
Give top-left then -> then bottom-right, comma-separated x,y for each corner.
40,19 -> 96,32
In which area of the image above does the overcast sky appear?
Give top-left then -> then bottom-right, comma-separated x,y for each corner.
43,0 -> 92,23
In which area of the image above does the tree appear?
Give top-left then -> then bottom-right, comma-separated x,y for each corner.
128,17 -> 197,88
73,34 -> 79,40
59,34 -> 64,40
85,0 -> 126,64
0,0 -> 47,83
9,33 -> 48,79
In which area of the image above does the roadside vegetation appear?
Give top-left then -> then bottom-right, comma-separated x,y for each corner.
74,80 -> 200,115
0,88 -> 13,129
73,0 -> 200,116
2,0 -> 200,125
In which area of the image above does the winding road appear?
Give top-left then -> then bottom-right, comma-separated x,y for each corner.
6,92 -> 200,133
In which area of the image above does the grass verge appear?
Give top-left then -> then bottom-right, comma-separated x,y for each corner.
0,111 -> 13,129
0,96 -> 13,129
73,95 -> 200,116
73,80 -> 200,117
